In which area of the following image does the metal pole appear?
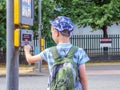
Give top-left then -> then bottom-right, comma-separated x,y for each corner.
6,0 -> 19,90
38,0 -> 42,72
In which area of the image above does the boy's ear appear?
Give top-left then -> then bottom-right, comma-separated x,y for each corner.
55,30 -> 59,37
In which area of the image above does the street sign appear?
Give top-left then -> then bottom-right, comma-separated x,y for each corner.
100,38 -> 112,48
14,0 -> 34,26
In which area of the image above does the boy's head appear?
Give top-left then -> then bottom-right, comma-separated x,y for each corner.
50,16 -> 74,37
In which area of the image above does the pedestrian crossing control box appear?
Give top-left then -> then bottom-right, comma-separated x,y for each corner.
14,29 -> 34,47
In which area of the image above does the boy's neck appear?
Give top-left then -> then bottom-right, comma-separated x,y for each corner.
58,41 -> 70,44
57,37 -> 70,44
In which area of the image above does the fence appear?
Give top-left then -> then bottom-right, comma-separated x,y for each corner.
0,48 -> 6,63
71,34 -> 120,60
0,34 -> 120,63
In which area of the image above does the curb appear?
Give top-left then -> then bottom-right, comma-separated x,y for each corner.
0,69 -> 49,77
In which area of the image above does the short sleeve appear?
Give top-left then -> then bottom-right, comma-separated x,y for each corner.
39,48 -> 50,62
39,48 -> 54,63
76,48 -> 90,65
39,50 -> 47,62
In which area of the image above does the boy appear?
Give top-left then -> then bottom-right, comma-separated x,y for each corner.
24,16 -> 90,90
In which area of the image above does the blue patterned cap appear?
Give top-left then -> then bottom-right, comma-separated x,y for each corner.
50,16 -> 74,33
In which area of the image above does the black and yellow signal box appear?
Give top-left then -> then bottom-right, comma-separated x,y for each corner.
14,29 -> 34,47
14,0 -> 34,26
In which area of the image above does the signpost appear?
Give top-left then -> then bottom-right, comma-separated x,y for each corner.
100,38 -> 112,59
100,38 -> 112,48
6,0 -> 34,90
6,0 -> 19,90
38,0 -> 42,72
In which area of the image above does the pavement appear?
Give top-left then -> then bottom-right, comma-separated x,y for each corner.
86,64 -> 120,75
1,63 -> 120,90
24,63 -> 120,76
23,64 -> 120,76
1,63 -> 120,76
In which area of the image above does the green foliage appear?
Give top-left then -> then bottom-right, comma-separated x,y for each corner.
41,0 -> 56,38
32,0 -> 56,39
0,0 -> 6,48
54,0 -> 120,31
0,0 -> 56,47
1,0 -> 120,47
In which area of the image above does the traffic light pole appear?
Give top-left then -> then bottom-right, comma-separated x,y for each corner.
6,0 -> 19,90
38,0 -> 42,72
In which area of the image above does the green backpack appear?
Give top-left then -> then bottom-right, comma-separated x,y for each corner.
49,46 -> 79,90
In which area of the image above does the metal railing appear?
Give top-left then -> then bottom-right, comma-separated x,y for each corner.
1,34 -> 120,63
70,34 -> 120,60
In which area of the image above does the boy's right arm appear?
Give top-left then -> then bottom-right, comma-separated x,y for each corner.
24,45 -> 43,63
78,64 -> 88,90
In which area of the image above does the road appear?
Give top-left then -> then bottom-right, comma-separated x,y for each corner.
86,64 -> 120,90
1,64 -> 120,90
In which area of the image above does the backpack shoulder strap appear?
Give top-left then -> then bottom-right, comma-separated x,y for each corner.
67,46 -> 79,81
67,46 -> 78,58
51,46 -> 60,59
51,46 -> 78,59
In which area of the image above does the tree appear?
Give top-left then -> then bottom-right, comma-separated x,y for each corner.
53,0 -> 120,38
0,0 -> 56,47
31,0 -> 56,46
32,0 -> 56,38
52,0 -> 120,54
0,0 -> 6,48
1,0 -> 120,48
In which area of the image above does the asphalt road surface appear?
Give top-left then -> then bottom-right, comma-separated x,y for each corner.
1,64 -> 120,90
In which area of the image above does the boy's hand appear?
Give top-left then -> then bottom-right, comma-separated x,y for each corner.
24,44 -> 31,53
24,44 -> 42,63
